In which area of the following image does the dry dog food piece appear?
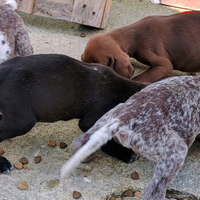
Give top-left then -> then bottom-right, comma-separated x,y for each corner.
0,148 -> 4,155
14,162 -> 23,170
19,157 -> 28,165
34,155 -> 41,163
47,140 -> 56,147
131,172 -> 140,180
59,142 -> 67,149
80,33 -> 86,37
122,190 -> 134,197
73,191 -> 81,199
18,182 -> 28,190
134,191 -> 142,198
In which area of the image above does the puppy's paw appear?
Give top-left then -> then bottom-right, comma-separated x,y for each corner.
0,156 -> 13,173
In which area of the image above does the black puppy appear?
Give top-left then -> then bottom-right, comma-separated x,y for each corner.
0,54 -> 146,173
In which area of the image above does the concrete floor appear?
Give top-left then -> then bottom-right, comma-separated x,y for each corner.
1,0 -> 200,200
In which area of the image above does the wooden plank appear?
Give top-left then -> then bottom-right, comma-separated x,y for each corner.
161,0 -> 200,10
18,0 -> 35,14
0,0 -> 112,28
32,0 -> 74,21
100,0 -> 112,28
71,0 -> 107,28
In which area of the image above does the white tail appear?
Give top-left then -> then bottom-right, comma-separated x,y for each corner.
4,0 -> 18,10
61,119 -> 121,179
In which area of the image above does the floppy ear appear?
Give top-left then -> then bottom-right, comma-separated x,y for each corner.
112,52 -> 134,79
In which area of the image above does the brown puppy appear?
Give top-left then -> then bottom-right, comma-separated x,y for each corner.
81,11 -> 200,82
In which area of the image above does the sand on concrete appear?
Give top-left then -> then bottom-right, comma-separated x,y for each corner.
1,1 -> 200,200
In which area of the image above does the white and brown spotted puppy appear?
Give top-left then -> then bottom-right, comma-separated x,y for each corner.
61,75 -> 200,200
0,0 -> 33,63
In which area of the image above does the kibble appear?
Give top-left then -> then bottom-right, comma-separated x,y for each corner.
122,190 -> 134,197
135,191 -> 142,199
34,155 -> 41,163
18,182 -> 28,190
59,142 -> 67,149
73,191 -> 81,199
131,172 -> 140,180
14,162 -> 23,170
19,157 -> 28,165
0,147 -> 4,155
80,33 -> 86,37
47,140 -> 56,147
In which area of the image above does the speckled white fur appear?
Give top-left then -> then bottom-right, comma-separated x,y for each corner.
61,75 -> 200,200
5,0 -> 18,10
0,32 -> 11,63
0,0 -> 33,64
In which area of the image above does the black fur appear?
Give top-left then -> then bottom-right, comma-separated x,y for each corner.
0,54 -> 145,173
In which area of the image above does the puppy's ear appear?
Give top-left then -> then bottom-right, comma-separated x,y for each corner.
112,52 -> 134,79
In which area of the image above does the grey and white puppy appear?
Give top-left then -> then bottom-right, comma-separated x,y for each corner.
61,75 -> 200,200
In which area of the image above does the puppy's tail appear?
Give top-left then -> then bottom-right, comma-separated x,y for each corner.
60,119 -> 121,179
4,0 -> 18,10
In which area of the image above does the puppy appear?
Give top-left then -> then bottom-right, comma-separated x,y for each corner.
0,54 -> 146,173
81,11 -> 200,82
61,75 -> 200,200
0,0 -> 33,64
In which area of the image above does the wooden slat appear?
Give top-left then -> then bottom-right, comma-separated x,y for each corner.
32,0 -> 74,21
0,0 -> 112,28
161,0 -> 200,10
18,0 -> 35,14
71,0 -> 108,28
100,0 -> 112,28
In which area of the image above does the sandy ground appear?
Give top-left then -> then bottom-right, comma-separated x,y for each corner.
1,0 -> 200,200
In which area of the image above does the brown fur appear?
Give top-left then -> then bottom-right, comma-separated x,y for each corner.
82,12 -> 200,82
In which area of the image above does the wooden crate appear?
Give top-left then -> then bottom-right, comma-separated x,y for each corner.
0,0 -> 112,28
161,0 -> 200,10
